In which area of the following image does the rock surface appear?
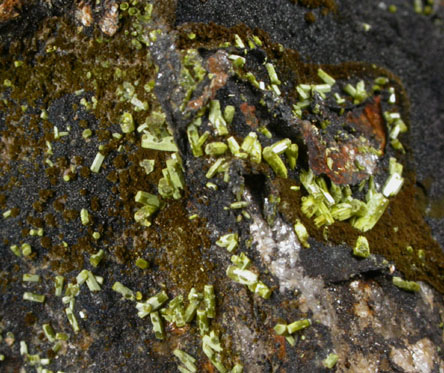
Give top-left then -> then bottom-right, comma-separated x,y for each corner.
0,1 -> 443,372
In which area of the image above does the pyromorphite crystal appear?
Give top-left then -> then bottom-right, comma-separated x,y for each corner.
120,112 -> 135,133
353,236 -> 370,258
392,277 -> 420,292
323,353 -> 339,369
287,319 -> 311,334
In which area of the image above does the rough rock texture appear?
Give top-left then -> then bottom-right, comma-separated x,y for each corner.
0,1 -> 443,372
